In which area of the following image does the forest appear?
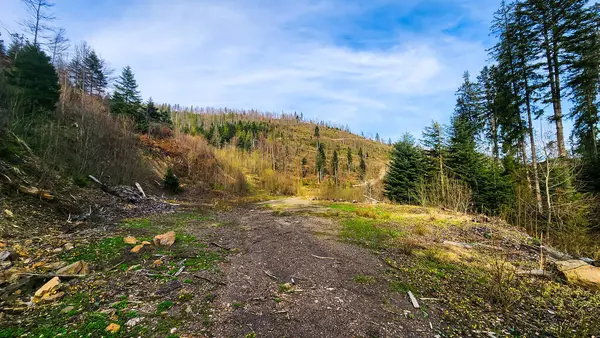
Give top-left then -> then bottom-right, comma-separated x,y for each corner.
384,0 -> 600,257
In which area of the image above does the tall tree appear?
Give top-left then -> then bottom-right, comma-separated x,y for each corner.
48,28 -> 69,65
68,42 -> 91,91
316,143 -> 326,183
6,43 -> 59,112
111,66 -> 142,121
358,147 -> 366,181
346,147 -> 352,173
83,50 -> 107,96
384,134 -> 426,204
421,120 -> 446,183
20,0 -> 55,47
332,149 -> 339,185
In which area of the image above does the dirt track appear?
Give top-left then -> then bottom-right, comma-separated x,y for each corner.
195,201 -> 438,338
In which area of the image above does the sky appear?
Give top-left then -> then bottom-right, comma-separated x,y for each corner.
1,0 -> 503,141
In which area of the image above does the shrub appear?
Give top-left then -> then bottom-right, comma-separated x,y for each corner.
164,168 -> 181,192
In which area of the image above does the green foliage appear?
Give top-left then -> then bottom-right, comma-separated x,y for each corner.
384,134 -> 426,204
111,65 -> 142,127
157,300 -> 174,313
164,168 -> 181,193
60,237 -> 127,265
316,143 -> 326,182
5,43 -> 59,113
340,218 -> 399,249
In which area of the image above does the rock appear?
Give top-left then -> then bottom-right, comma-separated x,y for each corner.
56,261 -> 90,275
105,323 -> 120,333
60,305 -> 75,314
52,248 -> 63,253
154,231 -> 176,247
0,251 -> 12,261
63,243 -> 74,251
3,209 -> 14,219
555,260 -> 600,290
32,277 -> 62,303
170,328 -> 177,334
443,241 -> 473,249
123,236 -> 138,245
125,317 -> 144,327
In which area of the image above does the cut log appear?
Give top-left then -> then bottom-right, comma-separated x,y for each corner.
135,183 -> 146,199
408,291 -> 420,309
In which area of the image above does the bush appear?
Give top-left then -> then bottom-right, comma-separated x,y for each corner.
164,168 -> 181,193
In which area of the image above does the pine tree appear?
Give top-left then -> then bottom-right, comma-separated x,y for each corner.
83,50 -> 107,96
111,66 -> 142,126
346,147 -> 352,173
316,143 -> 326,182
6,43 -> 59,113
332,149 -> 339,185
383,134 -> 426,204
358,147 -> 366,181
421,121 -> 446,181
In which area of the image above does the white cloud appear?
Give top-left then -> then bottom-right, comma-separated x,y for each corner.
1,0 -> 492,139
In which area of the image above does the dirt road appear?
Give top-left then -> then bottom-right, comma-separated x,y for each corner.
195,201 -> 437,338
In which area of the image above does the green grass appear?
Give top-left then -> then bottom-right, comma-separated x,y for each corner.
157,300 -> 174,313
340,218 -> 401,248
183,250 -> 223,272
389,280 -> 414,293
327,203 -> 358,212
121,218 -> 152,229
352,275 -> 376,285
60,237 -> 127,264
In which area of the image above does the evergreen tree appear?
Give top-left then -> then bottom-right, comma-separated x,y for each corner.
358,147 -> 366,180
316,143 -> 326,182
83,50 -> 107,96
111,66 -> 142,126
346,147 -> 352,173
384,134 -> 426,204
421,120 -> 446,181
6,43 -> 59,113
332,149 -> 339,185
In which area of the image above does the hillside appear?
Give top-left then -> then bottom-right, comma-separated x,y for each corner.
149,108 -> 392,200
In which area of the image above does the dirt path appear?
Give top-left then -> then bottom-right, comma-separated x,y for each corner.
193,200 -> 437,338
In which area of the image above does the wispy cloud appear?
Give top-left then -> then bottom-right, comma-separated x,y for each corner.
0,0 -> 499,140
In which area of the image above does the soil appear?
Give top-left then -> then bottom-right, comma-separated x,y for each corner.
193,202 -> 439,338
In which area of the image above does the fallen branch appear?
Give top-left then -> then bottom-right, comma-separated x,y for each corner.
311,254 -> 336,260
516,269 -> 552,278
173,266 -> 186,277
193,274 -> 226,286
18,273 -> 87,279
135,182 -> 146,199
408,291 -> 420,309
263,270 -> 278,281
210,242 -> 231,251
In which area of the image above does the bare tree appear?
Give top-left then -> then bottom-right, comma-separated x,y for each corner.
48,28 -> 69,65
20,0 -> 56,47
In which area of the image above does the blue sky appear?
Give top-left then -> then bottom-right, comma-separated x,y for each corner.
1,0 -> 503,141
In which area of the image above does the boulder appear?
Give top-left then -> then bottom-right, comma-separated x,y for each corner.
153,231 -> 176,247
56,261 -> 90,275
32,276 -> 62,303
105,323 -> 120,333
555,260 -> 600,290
123,236 -> 138,245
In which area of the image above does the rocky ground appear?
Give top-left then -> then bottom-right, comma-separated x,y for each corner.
1,197 -> 599,337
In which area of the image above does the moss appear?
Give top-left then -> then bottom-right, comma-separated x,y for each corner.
60,237 -> 127,264
157,300 -> 174,313
352,275 -> 376,285
389,280 -> 414,293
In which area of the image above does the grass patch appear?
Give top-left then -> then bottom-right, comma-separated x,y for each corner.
327,203 -> 358,212
60,237 -> 127,264
157,300 -> 174,313
121,218 -> 152,229
352,275 -> 376,285
390,280 -> 414,293
183,250 -> 223,272
340,218 -> 400,248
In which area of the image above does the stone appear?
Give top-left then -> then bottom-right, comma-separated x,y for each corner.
123,236 -> 138,245
32,277 -> 61,303
130,244 -> 145,253
63,243 -> 74,251
555,259 -> 600,290
125,317 -> 144,327
105,323 -> 120,333
60,305 -> 75,314
56,261 -> 90,275
153,231 -> 176,247
3,210 -> 14,219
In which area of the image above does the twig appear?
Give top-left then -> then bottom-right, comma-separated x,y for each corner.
18,273 -> 87,279
408,291 -> 420,309
193,274 -> 226,285
108,260 -> 126,272
210,242 -> 231,251
311,254 -> 336,260
420,297 -> 441,301
263,270 -> 278,281
173,266 -> 186,277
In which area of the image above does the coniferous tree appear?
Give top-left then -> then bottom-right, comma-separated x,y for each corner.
421,121 -> 446,181
316,143 -> 326,182
83,50 -> 108,96
346,147 -> 352,173
358,147 -> 366,180
384,134 -> 426,204
6,43 -> 59,113
111,66 -> 142,126
332,149 -> 339,185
